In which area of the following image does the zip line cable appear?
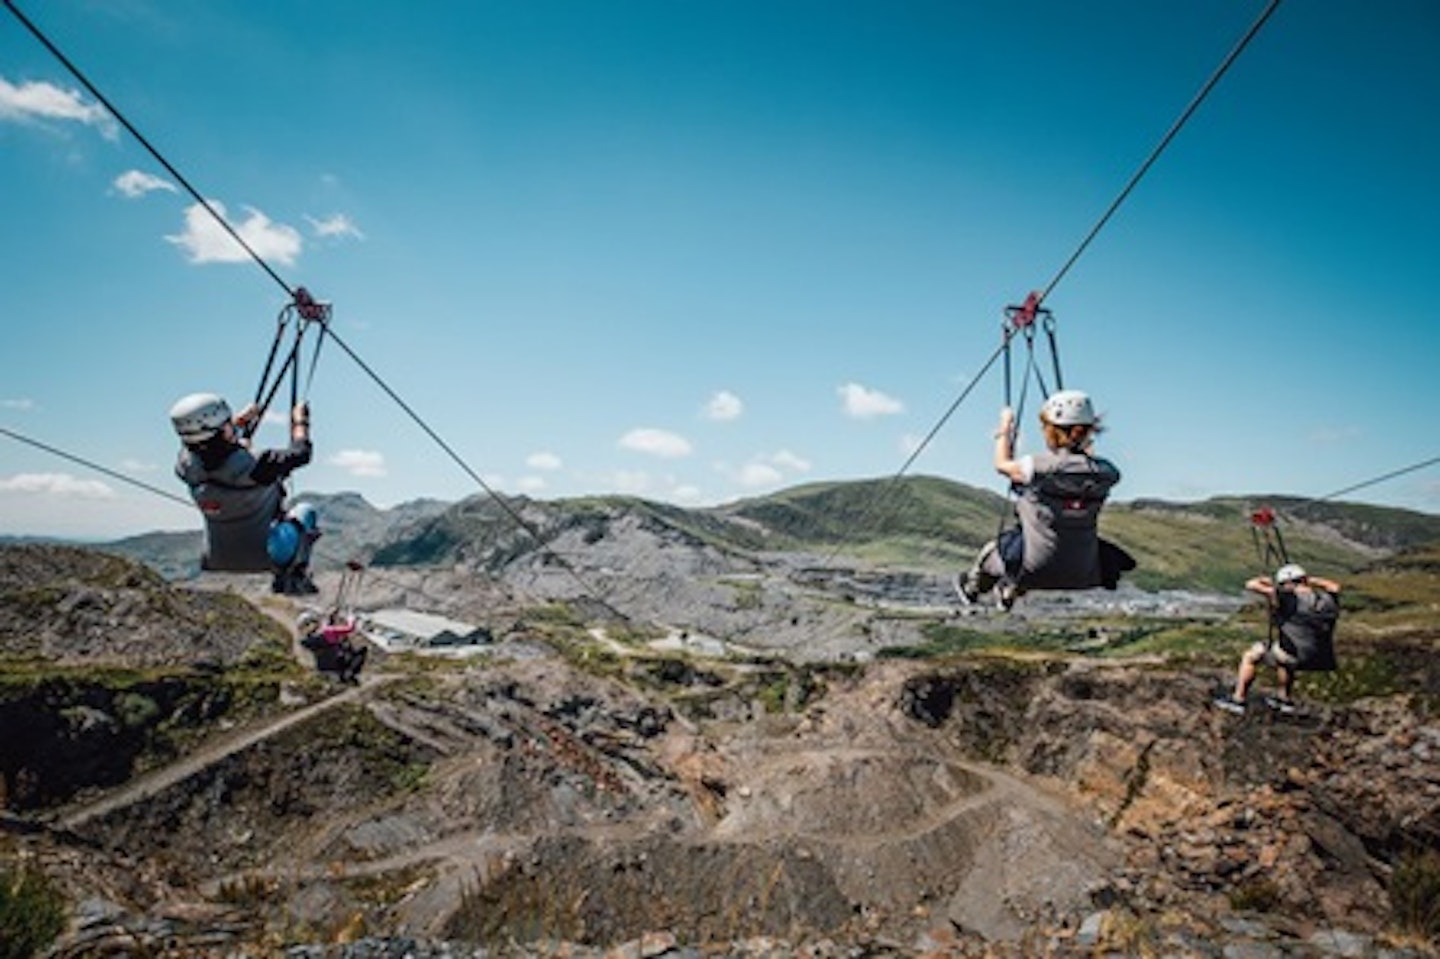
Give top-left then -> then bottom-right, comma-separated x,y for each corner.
2,0 -> 294,300
3,0 -> 625,622
0,421 -> 611,623
0,426 -> 194,510
809,337 -> 1010,572
323,328 -> 619,614
1302,455 -> 1440,511
1037,0 -> 1284,305
824,0 -> 1286,568
0,422 -> 531,622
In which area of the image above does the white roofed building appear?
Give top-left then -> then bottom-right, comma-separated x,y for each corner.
363,609 -> 492,654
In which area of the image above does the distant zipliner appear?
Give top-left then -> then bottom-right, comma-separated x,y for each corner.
955,296 -> 1136,610
297,561 -> 368,684
1213,508 -> 1342,716
168,290 -> 331,595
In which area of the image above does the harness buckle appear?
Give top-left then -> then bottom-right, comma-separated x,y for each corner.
293,287 -> 332,324
1251,506 -> 1276,528
1003,290 -> 1051,333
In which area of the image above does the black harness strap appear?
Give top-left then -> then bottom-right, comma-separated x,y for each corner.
1249,505 -> 1291,647
994,292 -> 1066,542
243,288 -> 332,441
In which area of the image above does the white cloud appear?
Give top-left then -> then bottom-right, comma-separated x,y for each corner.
0,472 -> 115,499
2,398 -> 36,411
719,448 -> 811,491
329,449 -> 387,478
738,462 -> 784,488
838,382 -> 904,420
670,484 -> 703,504
771,449 -> 811,473
704,390 -> 743,422
618,428 -> 693,459
166,200 -> 303,266
0,78 -> 117,139
899,433 -> 924,456
526,451 -> 563,471
119,458 -> 158,474
113,169 -> 177,199
305,213 -> 365,241
516,475 -> 547,493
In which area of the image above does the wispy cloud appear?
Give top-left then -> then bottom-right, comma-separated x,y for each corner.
119,458 -> 158,474
619,428 -> 693,459
113,169 -> 177,199
704,390 -> 743,422
526,451 -> 563,471
515,475 -> 547,493
838,382 -> 903,419
725,449 -> 812,490
329,449 -> 387,478
2,398 -> 36,411
305,213 -> 364,241
0,472 -> 115,499
0,77 -> 117,139
166,200 -> 303,266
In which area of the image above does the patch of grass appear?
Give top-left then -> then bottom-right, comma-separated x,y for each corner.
878,623 -> 1004,660
1302,649 -> 1411,704
389,761 -> 430,794
114,690 -> 161,729
0,862 -> 66,959
1097,621 -> 1254,662
1229,876 -> 1283,913
730,581 -> 763,610
1390,849 -> 1440,945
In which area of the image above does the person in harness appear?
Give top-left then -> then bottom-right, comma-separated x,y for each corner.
956,389 -> 1134,609
297,609 -> 368,684
1214,563 -> 1341,714
169,392 -> 319,594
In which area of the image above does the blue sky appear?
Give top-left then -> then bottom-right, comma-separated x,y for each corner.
2,0 -> 1438,540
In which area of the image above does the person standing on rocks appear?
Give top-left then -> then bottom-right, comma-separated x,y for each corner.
1214,563 -> 1341,715
956,389 -> 1134,610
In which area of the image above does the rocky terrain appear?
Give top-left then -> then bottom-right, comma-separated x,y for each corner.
1,484 -> 1438,957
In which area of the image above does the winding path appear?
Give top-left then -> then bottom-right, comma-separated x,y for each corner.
56,674 -> 395,832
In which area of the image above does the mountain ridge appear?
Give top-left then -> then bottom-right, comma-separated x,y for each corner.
91,476 -> 1440,594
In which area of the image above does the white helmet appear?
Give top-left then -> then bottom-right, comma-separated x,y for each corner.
169,392 -> 232,444
296,610 -> 321,632
1040,389 -> 1096,427
1275,563 -> 1307,585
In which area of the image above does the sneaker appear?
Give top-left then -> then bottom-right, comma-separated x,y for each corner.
1213,694 -> 1246,715
995,581 -> 1018,612
954,572 -> 980,606
1264,696 -> 1298,715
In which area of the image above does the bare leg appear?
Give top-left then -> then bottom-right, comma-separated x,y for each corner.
1275,665 -> 1294,702
1233,648 -> 1263,701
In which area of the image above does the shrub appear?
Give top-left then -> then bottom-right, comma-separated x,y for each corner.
0,863 -> 66,959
